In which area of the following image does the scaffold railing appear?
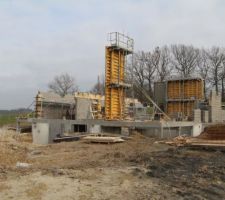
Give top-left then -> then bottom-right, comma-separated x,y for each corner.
108,32 -> 134,53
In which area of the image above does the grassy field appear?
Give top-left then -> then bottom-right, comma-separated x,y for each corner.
0,114 -> 17,127
0,109 -> 33,127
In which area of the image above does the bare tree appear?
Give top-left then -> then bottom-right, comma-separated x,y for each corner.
48,73 -> 78,97
207,47 -> 225,93
197,49 -> 211,97
90,75 -> 105,95
219,53 -> 225,101
144,51 -> 157,97
126,45 -> 225,102
171,44 -> 199,77
154,46 -> 172,81
130,51 -> 147,102
220,66 -> 225,101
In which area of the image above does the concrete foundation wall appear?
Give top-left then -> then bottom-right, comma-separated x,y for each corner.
180,126 -> 193,135
137,127 -> 162,138
89,125 -> 101,133
32,123 -> 49,144
49,122 -> 63,142
32,120 -> 73,144
101,126 -> 121,134
137,126 -> 193,138
29,119 -> 198,144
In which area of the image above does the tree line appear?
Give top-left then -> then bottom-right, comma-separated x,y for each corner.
48,45 -> 225,103
127,45 -> 225,102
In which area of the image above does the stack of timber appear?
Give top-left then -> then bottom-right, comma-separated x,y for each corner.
83,134 -> 125,144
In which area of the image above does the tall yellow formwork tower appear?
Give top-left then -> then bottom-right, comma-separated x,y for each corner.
105,32 -> 134,120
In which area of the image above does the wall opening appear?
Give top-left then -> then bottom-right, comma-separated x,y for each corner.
74,124 -> 87,132
101,126 -> 121,134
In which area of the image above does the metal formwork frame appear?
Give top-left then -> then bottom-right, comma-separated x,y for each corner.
105,32 -> 133,120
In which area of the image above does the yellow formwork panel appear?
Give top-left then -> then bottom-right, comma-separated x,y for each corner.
167,79 -> 204,100
105,46 -> 126,120
167,101 -> 195,118
166,79 -> 204,119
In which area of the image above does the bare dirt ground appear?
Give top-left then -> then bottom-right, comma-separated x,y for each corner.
0,129 -> 225,200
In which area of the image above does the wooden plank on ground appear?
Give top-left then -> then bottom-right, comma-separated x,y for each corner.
82,136 -> 125,143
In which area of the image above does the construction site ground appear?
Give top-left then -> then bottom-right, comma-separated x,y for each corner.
0,129 -> 225,200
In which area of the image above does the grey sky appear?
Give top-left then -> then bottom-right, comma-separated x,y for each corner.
0,0 -> 225,109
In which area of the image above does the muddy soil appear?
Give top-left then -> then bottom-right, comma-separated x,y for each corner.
144,147 -> 225,200
0,130 -> 224,200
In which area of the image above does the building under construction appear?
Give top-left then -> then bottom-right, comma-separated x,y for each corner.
154,77 -> 225,123
17,32 -> 224,144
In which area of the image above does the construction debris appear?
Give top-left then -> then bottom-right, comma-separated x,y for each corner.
8,125 -> 32,133
157,124 -> 225,148
1,128 -> 225,199
167,135 -> 190,146
16,162 -> 32,169
53,135 -> 81,143
155,135 -> 190,147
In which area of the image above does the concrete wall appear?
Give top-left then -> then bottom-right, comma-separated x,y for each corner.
30,119 -> 198,144
75,98 -> 92,120
180,126 -> 193,135
32,123 -> 49,144
201,110 -> 209,123
154,82 -> 166,111
89,125 -> 101,133
32,120 -> 74,144
193,109 -> 201,123
42,104 -> 72,119
49,122 -> 63,142
192,123 -> 202,137
101,126 -> 121,134
209,91 -> 222,122
138,125 -> 194,138
137,127 -> 162,138
221,110 -> 225,121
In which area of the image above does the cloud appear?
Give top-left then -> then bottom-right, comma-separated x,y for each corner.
0,0 -> 225,109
